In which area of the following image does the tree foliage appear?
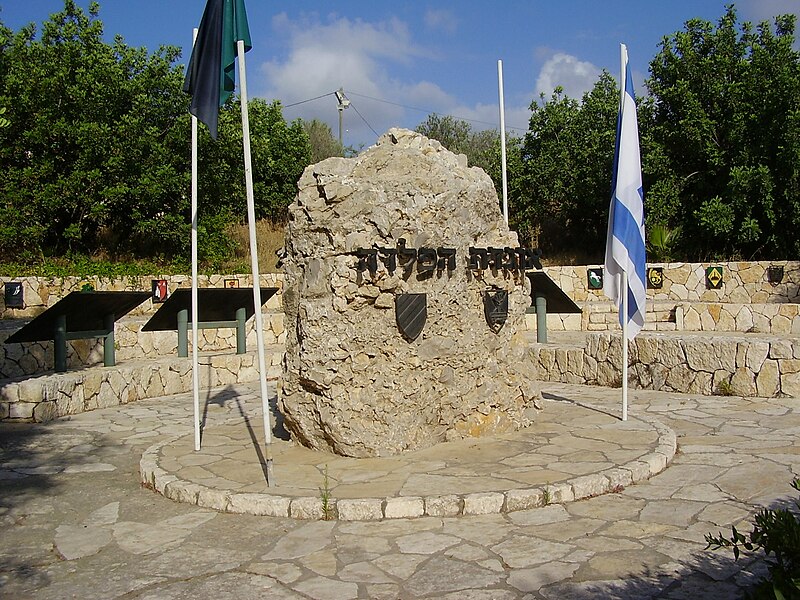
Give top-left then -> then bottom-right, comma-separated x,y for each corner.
512,74 -> 619,258
645,5 -> 800,260
415,114 -> 501,185
2,2 -> 798,268
507,5 -> 800,262
0,0 -> 191,261
199,99 -> 309,223
0,0 -> 310,267
302,118 -> 344,163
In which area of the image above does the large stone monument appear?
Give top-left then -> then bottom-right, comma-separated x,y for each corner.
279,128 -> 540,457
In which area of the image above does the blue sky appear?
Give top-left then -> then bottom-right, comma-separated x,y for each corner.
2,1 -> 798,148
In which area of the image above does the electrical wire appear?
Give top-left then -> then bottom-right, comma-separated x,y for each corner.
347,100 -> 380,138
347,90 -> 528,133
283,92 -> 336,108
279,89 -> 528,134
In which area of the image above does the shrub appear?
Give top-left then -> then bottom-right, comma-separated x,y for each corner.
706,478 -> 800,599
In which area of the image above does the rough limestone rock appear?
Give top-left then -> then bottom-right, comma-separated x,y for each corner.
279,128 -> 540,457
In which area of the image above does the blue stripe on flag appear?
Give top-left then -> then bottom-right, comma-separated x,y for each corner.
610,193 -> 646,280
603,44 -> 646,340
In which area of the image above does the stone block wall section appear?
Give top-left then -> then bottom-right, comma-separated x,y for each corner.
539,260 -> 799,333
540,301 -> 800,334
543,260 -> 799,304
1,262 -> 797,422
0,273 -> 283,318
0,313 -> 286,379
0,351 -> 284,423
534,332 -> 800,398
2,262 -> 796,319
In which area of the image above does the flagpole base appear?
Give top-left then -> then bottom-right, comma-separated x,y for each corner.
266,459 -> 274,488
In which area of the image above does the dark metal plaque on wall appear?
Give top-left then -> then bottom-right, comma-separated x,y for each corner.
396,293 -> 426,341
4,282 -> 23,308
483,289 -> 508,333
587,268 -> 603,290
706,266 -> 723,290
647,267 -> 663,289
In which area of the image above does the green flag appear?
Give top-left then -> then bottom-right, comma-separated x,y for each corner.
183,0 -> 252,139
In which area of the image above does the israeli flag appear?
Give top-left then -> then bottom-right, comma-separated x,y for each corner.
604,44 -> 646,340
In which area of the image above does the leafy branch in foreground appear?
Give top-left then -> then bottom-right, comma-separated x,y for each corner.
706,478 -> 800,599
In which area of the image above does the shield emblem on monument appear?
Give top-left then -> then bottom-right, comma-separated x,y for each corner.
396,293 -> 426,341
484,289 -> 508,333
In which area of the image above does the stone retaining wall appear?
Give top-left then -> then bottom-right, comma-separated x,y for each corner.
2,264 -> 798,423
0,349 -> 284,423
678,303 -> 800,334
540,301 -> 800,334
3,263 -> 797,335
3,261 -> 796,318
543,261 -> 799,304
535,332 -> 800,398
0,273 -> 283,319
0,312 -> 286,379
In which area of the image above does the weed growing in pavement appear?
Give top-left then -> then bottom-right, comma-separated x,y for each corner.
716,380 -> 735,396
319,464 -> 334,520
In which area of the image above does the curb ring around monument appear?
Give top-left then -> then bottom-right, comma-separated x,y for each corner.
139,399 -> 677,521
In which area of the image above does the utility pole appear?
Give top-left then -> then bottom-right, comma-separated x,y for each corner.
335,88 -> 350,151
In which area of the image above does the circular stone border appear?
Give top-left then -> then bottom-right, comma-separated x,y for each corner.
139,402 -> 676,521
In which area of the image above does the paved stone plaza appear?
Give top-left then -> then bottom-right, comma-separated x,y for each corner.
2,379 -> 798,599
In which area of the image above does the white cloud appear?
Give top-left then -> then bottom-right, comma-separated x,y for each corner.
738,0 -> 800,24
254,12 -> 532,147
534,52 -> 601,100
256,12 -> 515,147
424,9 -> 458,34
258,13 -> 446,146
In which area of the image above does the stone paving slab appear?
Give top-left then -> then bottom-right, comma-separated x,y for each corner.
139,387 -> 676,520
2,380 -> 799,598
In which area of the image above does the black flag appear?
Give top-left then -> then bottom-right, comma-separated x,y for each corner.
183,0 -> 251,139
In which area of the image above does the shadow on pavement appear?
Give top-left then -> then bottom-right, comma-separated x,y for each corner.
200,384 -> 291,486
0,423 -> 109,590
543,391 -> 620,419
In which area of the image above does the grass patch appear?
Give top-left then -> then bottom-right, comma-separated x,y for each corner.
223,220 -> 286,274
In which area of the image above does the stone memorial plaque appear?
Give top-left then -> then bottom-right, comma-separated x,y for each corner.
587,268 -> 603,290
647,267 -> 663,289
706,266 -> 724,289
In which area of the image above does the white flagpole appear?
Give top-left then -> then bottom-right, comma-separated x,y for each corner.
619,43 -> 628,422
621,273 -> 629,421
237,39 -> 274,486
191,28 -> 201,451
497,59 -> 509,225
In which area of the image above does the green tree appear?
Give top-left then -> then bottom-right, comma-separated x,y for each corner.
0,1 -> 312,267
198,99 -> 310,224
302,118 -> 344,162
512,74 -> 619,258
0,0 -> 191,261
415,114 -> 501,183
646,5 -> 800,260
0,0 -> 188,258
